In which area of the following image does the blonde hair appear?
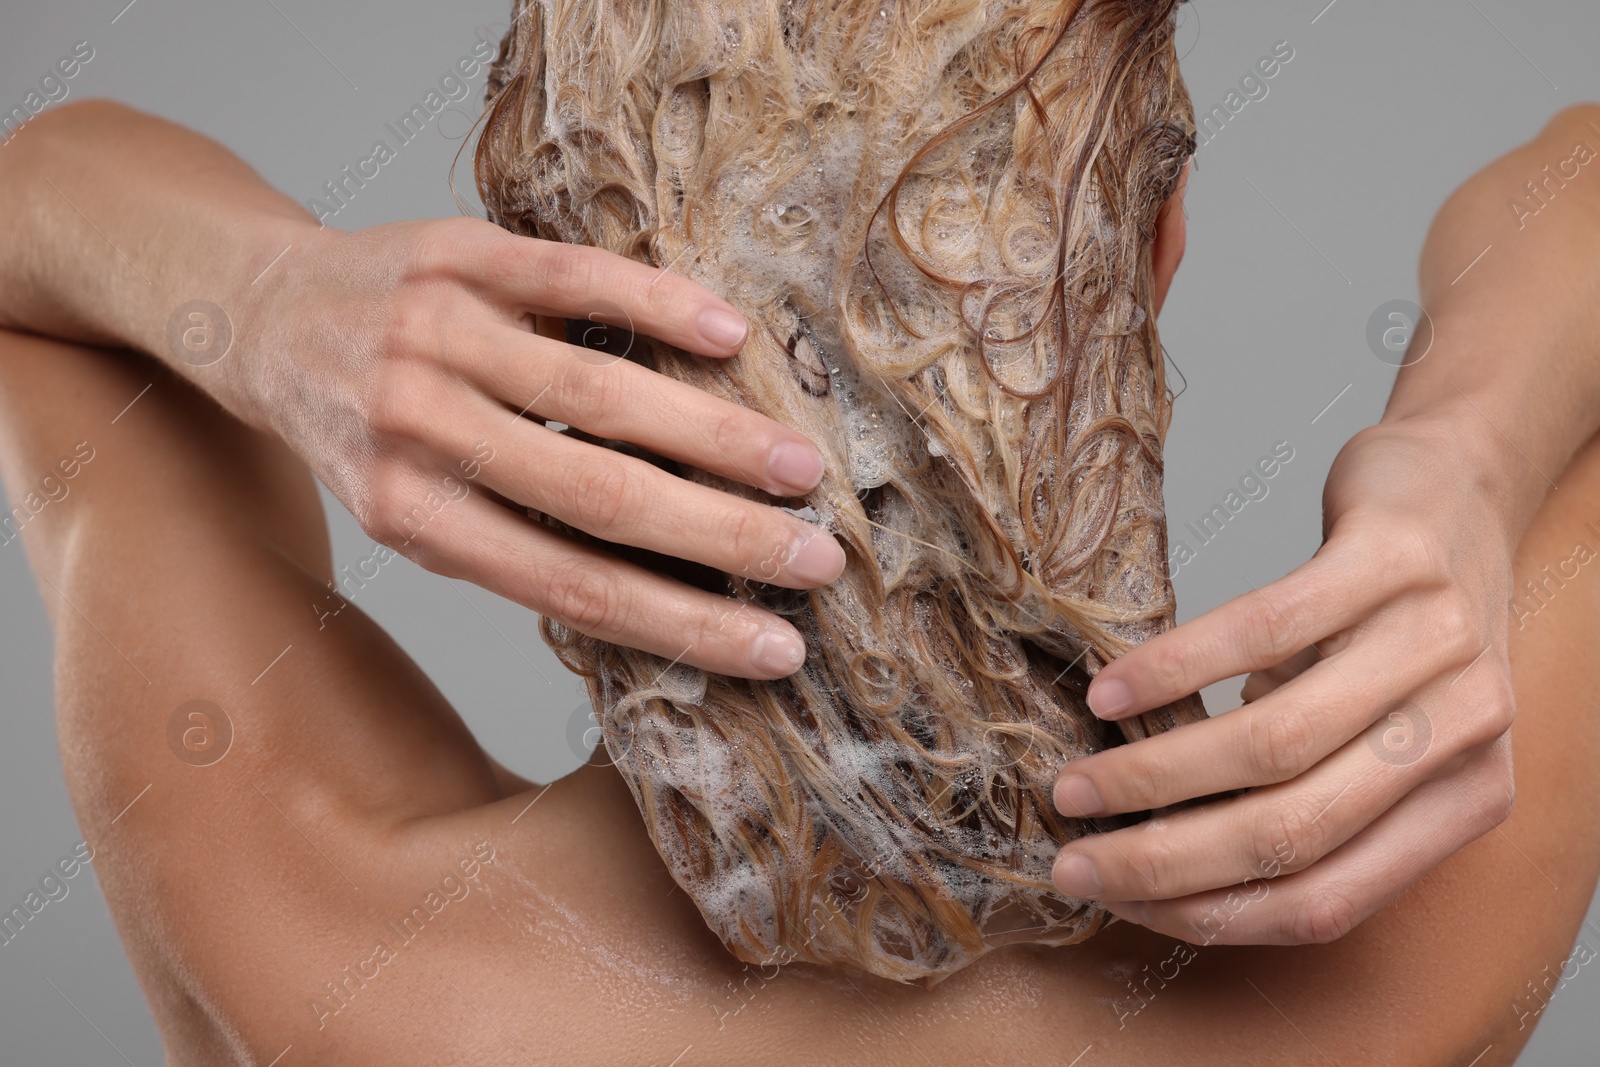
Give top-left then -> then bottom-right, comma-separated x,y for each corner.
477,0 -> 1202,982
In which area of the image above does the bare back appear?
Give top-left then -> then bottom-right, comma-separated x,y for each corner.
3,332 -> 1598,1066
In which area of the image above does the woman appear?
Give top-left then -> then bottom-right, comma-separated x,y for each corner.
1,20 -> 1599,1067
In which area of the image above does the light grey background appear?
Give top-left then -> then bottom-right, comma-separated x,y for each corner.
0,0 -> 1593,1062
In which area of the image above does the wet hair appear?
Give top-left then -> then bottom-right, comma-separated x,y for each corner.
476,0 -> 1203,982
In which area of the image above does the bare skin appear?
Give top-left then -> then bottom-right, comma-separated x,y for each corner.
3,100 -> 1600,1060
1052,104 -> 1600,946
0,100 -> 843,683
2,83 -> 1581,958
1,324 -> 1598,1066
9,96 -> 1600,950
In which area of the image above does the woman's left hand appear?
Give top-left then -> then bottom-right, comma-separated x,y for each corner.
1049,409 -> 1522,944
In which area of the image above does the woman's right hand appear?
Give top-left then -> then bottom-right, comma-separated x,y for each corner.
243,217 -> 843,679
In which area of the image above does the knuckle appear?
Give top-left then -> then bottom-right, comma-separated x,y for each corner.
367,363 -> 435,440
725,507 -> 780,579
381,298 -> 432,361
1148,637 -> 1194,692
699,598 -> 757,648
1434,593 -> 1478,661
1486,773 -> 1517,826
567,456 -> 632,533
1493,673 -> 1519,730
545,561 -> 627,637
1467,746 -> 1517,827
360,463 -> 433,554
1240,595 -> 1296,666
707,405 -> 761,469
1469,672 -> 1518,746
689,599 -> 756,664
683,602 -> 723,655
1121,833 -> 1172,898
404,216 -> 484,284
1290,886 -> 1362,945
1478,778 -> 1516,828
1390,518 -> 1449,588
1251,710 -> 1318,782
1336,422 -> 1385,461
358,463 -> 408,543
632,265 -> 675,320
1255,801 -> 1321,875
559,358 -> 626,416
1115,754 -> 1166,813
536,243 -> 598,306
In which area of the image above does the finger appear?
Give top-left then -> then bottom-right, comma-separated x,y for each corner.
1055,668 -> 1513,902
1099,739 -> 1514,945
1054,718 -> 1425,902
465,395 -> 844,591
1057,631 -> 1430,817
1086,541 -> 1379,720
476,233 -> 752,358
377,475 -> 811,680
362,364 -> 837,591
476,325 -> 825,497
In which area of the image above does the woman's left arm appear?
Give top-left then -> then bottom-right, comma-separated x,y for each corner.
1047,103 -> 1600,943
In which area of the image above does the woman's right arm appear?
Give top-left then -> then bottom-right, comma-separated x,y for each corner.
0,100 -> 843,679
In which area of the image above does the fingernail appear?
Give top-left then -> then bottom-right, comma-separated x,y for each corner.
1056,774 -> 1104,817
698,306 -> 748,349
1053,853 -> 1104,899
751,627 -> 806,677
767,440 -> 824,493
1087,678 -> 1135,719
785,529 -> 845,586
